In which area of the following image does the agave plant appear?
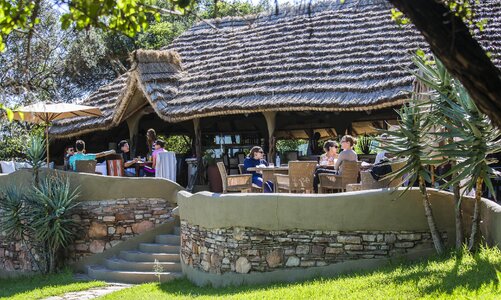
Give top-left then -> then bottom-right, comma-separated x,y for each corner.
26,175 -> 80,273
378,100 -> 445,255
357,135 -> 373,155
26,133 -> 46,186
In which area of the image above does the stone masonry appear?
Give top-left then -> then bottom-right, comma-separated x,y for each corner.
180,220 -> 447,274
0,198 -> 174,272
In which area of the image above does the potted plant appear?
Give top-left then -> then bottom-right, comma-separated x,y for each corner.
204,149 -> 222,193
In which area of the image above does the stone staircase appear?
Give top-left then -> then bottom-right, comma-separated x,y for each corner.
87,227 -> 182,284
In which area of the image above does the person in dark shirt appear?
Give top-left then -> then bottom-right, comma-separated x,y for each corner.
243,146 -> 273,193
118,140 -> 139,176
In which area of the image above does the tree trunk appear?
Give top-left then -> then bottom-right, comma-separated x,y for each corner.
468,177 -> 483,253
419,176 -> 445,255
453,182 -> 464,250
388,0 -> 501,129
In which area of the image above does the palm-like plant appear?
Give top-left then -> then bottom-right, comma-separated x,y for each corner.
26,133 -> 46,186
27,175 -> 80,273
379,101 -> 445,255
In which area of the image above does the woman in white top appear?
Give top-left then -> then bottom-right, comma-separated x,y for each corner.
319,140 -> 338,166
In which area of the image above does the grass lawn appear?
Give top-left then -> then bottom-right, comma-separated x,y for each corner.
99,247 -> 501,300
0,270 -> 106,300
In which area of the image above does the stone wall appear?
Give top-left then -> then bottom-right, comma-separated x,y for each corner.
0,198 -> 174,272
180,221 -> 447,274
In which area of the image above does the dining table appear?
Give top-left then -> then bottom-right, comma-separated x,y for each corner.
247,166 -> 289,192
132,161 -> 153,177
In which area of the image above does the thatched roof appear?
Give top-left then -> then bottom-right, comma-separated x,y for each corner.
51,0 -> 501,138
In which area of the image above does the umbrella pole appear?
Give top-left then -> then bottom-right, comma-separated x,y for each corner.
46,126 -> 50,166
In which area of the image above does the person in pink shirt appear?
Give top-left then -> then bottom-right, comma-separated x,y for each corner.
144,139 -> 167,176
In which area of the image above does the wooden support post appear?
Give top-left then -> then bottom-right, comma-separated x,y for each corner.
263,111 -> 277,164
193,118 -> 203,183
126,110 -> 145,157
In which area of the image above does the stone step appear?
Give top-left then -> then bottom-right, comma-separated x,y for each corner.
119,250 -> 180,262
174,227 -> 181,235
155,234 -> 180,245
87,265 -> 182,284
138,243 -> 180,254
105,258 -> 182,272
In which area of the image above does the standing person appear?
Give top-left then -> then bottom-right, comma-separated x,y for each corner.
69,140 -> 115,171
335,135 -> 358,172
144,139 -> 167,176
243,146 -> 273,193
146,128 -> 157,158
63,145 -> 75,171
313,140 -> 339,193
118,140 -> 139,176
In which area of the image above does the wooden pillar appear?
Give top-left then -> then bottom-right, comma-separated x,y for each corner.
126,111 -> 144,157
263,111 -> 277,164
193,118 -> 203,183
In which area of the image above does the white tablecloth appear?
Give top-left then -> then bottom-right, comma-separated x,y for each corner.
95,162 -> 107,176
156,151 -> 176,181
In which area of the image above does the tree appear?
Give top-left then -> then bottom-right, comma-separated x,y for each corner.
388,0 -> 501,129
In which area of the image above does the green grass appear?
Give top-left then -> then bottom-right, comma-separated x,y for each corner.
0,270 -> 106,300
100,247 -> 501,300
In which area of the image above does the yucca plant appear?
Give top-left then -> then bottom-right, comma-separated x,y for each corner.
378,101 -> 445,255
26,133 -> 46,186
409,54 -> 465,249
27,175 -> 80,273
357,135 -> 373,155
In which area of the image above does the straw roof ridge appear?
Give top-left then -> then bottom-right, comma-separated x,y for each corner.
50,0 -> 501,135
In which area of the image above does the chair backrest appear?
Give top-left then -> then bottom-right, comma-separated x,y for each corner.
361,160 -> 406,190
339,161 -> 359,179
216,162 -> 228,192
284,151 -> 299,163
106,159 -> 124,176
76,160 -> 97,174
288,161 -> 317,191
238,164 -> 245,174
156,151 -> 177,181
236,152 -> 246,164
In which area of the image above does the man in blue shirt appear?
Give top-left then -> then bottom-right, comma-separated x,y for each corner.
69,140 -> 115,171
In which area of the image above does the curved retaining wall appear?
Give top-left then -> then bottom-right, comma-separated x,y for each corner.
0,170 -> 183,276
178,189 -> 501,287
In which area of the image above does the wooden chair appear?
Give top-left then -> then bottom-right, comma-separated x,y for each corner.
216,162 -> 253,193
75,160 -> 98,174
238,164 -> 245,174
275,161 -> 317,193
318,161 -> 359,193
284,151 -> 299,163
360,160 -> 406,190
106,154 -> 125,177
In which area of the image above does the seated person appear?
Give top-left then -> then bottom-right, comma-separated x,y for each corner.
118,140 -> 139,177
314,140 -> 339,193
375,133 -> 390,164
69,140 -> 115,171
63,145 -> 74,171
243,146 -> 273,193
144,139 -> 167,176
335,135 -> 358,172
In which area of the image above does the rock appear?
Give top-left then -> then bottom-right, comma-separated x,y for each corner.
286,256 -> 300,267
110,240 -> 121,247
296,245 -> 310,255
71,214 -> 81,222
108,227 -> 116,235
395,242 -> 414,248
0,248 -> 4,257
135,215 -> 144,220
362,234 -> 377,242
233,227 -> 245,241
246,249 -> 259,256
3,260 -> 14,271
116,227 -> 126,235
311,245 -> 325,255
210,253 -> 222,269
132,221 -> 154,234
235,257 -> 251,274
266,249 -> 283,268
89,222 -> 107,238
89,240 -> 106,253
384,234 -> 396,243
75,243 -> 89,251
397,233 -> 422,241
326,247 -> 344,255
103,216 -> 115,222
115,212 -> 134,221
300,260 -> 316,267
344,244 -> 364,251
126,227 -> 132,234
337,236 -> 361,244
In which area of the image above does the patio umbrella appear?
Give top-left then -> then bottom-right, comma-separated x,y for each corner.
12,102 -> 102,165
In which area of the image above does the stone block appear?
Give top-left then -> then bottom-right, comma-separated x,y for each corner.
286,256 -> 300,267
132,221 -> 154,234
108,227 -> 116,235
89,222 -> 107,238
110,240 -> 121,247
89,240 -> 105,253
103,216 -> 115,222
397,233 -> 422,241
115,212 -> 134,221
116,227 -> 126,235
312,237 -> 330,243
377,234 -> 384,242
235,257 -> 251,273
296,245 -> 310,255
362,234 -> 377,242
300,260 -> 316,267
266,249 -> 283,268
395,242 -> 414,248
75,243 -> 88,251
326,247 -> 344,255
344,244 -> 364,251
135,215 -> 144,220
316,261 -> 328,267
311,245 -> 325,256
337,236 -> 361,244
384,234 -> 396,243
